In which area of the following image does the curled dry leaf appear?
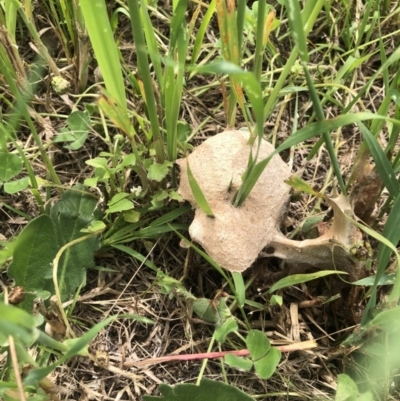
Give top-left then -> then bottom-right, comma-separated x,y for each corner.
178,130 -> 366,279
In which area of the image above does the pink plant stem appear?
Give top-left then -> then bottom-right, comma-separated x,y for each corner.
123,340 -> 316,368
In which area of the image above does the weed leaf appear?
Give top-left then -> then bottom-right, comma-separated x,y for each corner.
254,346 -> 281,379
268,271 -> 347,294
8,214 -> 59,311
50,185 -> 102,302
0,152 -> 22,181
246,330 -> 271,361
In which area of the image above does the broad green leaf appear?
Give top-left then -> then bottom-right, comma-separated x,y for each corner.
63,111 -> 91,150
0,303 -> 35,331
246,330 -> 270,361
215,317 -> 238,343
50,185 -> 102,302
83,220 -> 106,233
124,210 -> 141,223
0,152 -> 22,181
67,111 -> 90,133
193,298 -> 217,323
254,347 -> 281,379
366,306 -> 400,333
107,192 -> 130,206
59,131 -> 88,150
8,215 -> 59,311
4,176 -> 29,194
143,378 -> 255,401
117,154 -> 137,169
148,161 -> 173,182
268,271 -> 347,294
334,374 -> 359,401
106,193 -> 134,214
0,320 -> 37,346
270,295 -> 283,306
85,157 -> 111,170
301,214 -> 325,233
84,176 -> 98,187
224,354 -> 253,371
54,130 -> 77,143
186,160 -> 214,217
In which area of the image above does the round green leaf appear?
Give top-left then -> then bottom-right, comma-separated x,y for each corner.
4,176 -> 29,194
0,153 -> 22,181
254,347 -> 281,379
246,330 -> 271,361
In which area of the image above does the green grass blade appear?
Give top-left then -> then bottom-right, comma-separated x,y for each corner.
358,195 -> 400,321
232,272 -> 245,308
173,229 -> 232,286
263,0 -> 324,120
80,0 -> 127,112
127,0 -> 164,163
164,0 -> 189,161
236,0 -> 246,56
186,160 -> 214,218
268,271 -> 347,294
358,122 -> 399,198
139,0 -> 163,86
234,113 -> 393,207
302,63 -> 347,195
4,0 -> 18,43
111,244 -> 159,272
285,0 -> 309,63
253,0 -> 265,80
191,0 -> 216,65
193,61 -> 264,138
343,46 -> 400,115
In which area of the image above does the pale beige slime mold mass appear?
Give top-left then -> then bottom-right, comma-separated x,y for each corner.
178,130 -> 365,279
177,130 -> 292,272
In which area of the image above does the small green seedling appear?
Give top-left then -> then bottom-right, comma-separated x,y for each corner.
225,330 -> 281,379
54,110 -> 91,150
